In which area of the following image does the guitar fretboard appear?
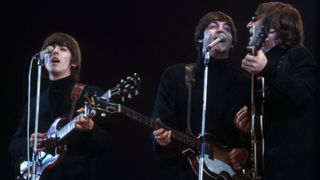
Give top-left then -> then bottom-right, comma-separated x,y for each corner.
56,118 -> 76,139
119,105 -> 199,150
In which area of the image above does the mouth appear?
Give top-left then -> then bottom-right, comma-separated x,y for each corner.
248,29 -> 254,45
249,28 -> 254,38
51,57 -> 60,63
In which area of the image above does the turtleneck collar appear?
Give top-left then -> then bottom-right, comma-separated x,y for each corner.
48,75 -> 76,92
196,57 -> 229,71
47,75 -> 76,118
208,58 -> 229,66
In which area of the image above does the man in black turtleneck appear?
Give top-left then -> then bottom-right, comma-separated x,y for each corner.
151,11 -> 251,180
9,32 -> 111,180
239,2 -> 319,180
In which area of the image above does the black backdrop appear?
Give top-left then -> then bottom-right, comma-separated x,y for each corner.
2,0 -> 319,179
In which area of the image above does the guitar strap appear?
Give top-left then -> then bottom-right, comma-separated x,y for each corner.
185,63 -> 196,136
68,82 -> 85,121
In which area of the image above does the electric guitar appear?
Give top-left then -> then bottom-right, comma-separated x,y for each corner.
18,73 -> 140,180
243,17 -> 270,180
85,96 -> 249,180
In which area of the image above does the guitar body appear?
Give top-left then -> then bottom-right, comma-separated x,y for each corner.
42,117 -> 68,170
19,117 -> 68,180
181,134 -> 249,180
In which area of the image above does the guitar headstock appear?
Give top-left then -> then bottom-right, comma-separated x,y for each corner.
102,73 -> 140,102
249,16 -> 270,56
84,73 -> 140,115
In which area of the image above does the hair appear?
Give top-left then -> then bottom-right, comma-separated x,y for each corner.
41,32 -> 81,81
255,2 -> 304,47
194,11 -> 237,59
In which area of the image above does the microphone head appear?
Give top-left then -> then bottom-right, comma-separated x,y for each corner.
203,33 -> 227,53
39,45 -> 55,59
217,33 -> 227,42
46,45 -> 55,53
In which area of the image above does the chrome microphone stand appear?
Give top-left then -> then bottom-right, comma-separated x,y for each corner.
198,50 -> 210,180
30,55 -> 45,180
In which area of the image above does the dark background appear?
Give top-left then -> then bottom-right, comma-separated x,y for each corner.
2,0 -> 319,179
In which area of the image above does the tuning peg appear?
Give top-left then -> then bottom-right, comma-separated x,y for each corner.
128,93 -> 132,99
135,90 -> 139,96
121,96 -> 125,102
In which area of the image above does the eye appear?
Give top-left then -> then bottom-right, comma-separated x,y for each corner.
207,23 -> 217,30
251,15 -> 257,22
60,46 -> 69,51
223,25 -> 231,32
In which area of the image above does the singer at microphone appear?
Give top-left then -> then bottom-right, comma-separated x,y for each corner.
151,11 -> 250,180
32,45 -> 54,60
203,33 -> 227,53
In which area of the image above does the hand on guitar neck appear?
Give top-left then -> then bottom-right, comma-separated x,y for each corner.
74,107 -> 94,132
153,118 -> 172,146
241,50 -> 268,75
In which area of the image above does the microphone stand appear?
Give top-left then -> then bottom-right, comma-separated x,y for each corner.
31,56 -> 44,180
198,50 -> 210,180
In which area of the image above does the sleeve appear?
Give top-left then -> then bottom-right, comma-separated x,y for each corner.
260,47 -> 318,109
151,66 -> 177,126
77,85 -> 111,150
230,68 -> 251,148
89,122 -> 111,150
8,106 -> 29,161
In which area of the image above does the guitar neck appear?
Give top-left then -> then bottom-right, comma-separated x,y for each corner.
118,104 -> 198,149
56,118 -> 77,141
101,89 -> 111,100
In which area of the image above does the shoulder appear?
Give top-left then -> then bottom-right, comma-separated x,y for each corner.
160,63 -> 188,80
163,63 -> 187,74
283,45 -> 318,70
289,45 -> 312,56
287,45 -> 314,62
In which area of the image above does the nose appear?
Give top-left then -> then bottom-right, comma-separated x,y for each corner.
52,46 -> 59,55
247,21 -> 253,28
217,24 -> 225,33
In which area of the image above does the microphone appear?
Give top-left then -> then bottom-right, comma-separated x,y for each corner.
204,33 -> 227,52
32,45 -> 54,60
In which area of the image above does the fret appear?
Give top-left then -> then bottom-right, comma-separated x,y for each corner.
56,119 -> 76,139
116,103 -> 197,149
